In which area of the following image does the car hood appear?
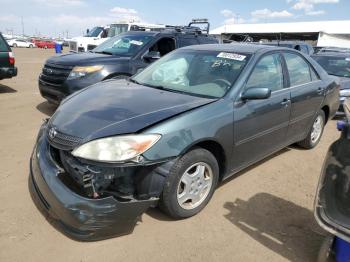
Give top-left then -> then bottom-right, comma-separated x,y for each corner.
339,77 -> 350,90
45,52 -> 129,66
49,80 -> 215,141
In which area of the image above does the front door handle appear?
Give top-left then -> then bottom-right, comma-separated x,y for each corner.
281,98 -> 290,106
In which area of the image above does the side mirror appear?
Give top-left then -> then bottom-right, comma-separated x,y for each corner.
241,87 -> 271,101
143,51 -> 161,62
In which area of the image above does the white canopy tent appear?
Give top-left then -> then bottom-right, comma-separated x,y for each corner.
211,20 -> 350,48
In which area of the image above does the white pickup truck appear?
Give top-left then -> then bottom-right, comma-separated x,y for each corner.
69,22 -> 166,52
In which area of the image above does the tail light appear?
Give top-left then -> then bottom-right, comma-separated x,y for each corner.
9,52 -> 15,65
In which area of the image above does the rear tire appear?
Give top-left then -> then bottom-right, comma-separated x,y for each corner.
298,110 -> 325,149
29,44 -> 33,48
159,148 -> 219,219
13,43 -> 17,48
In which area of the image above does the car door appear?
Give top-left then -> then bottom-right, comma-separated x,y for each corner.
282,51 -> 324,143
231,52 -> 291,172
17,40 -> 24,47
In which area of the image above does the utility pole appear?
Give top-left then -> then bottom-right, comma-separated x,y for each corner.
21,16 -> 24,36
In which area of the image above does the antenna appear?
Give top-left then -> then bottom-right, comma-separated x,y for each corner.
21,16 -> 24,36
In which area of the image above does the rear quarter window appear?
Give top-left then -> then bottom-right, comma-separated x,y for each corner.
0,35 -> 9,52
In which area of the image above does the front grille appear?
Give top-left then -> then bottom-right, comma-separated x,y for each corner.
47,127 -> 83,150
40,63 -> 72,86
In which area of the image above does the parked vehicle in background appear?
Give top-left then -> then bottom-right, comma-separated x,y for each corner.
312,52 -> 350,115
69,26 -> 109,53
31,44 -> 339,240
39,26 -> 218,104
69,22 -> 166,52
7,39 -> 35,48
0,33 -> 17,80
315,98 -> 350,262
315,46 -> 350,54
34,39 -> 55,49
261,41 -> 314,55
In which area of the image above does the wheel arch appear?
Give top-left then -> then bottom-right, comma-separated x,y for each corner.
321,105 -> 330,123
181,139 -> 227,181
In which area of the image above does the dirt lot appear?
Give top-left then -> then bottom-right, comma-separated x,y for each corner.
0,48 -> 340,262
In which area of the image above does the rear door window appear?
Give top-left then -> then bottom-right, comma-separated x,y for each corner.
0,34 -> 9,52
283,52 -> 312,86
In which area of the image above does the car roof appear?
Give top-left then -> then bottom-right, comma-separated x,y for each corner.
268,41 -> 310,45
119,31 -> 159,36
312,52 -> 350,58
181,43 -> 285,54
119,30 -> 214,38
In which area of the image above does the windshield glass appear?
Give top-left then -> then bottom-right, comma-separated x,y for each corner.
93,34 -> 153,56
133,50 -> 251,98
85,27 -> 104,37
313,56 -> 350,78
108,24 -> 129,37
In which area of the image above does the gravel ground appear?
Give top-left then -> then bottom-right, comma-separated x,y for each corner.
0,48 -> 339,262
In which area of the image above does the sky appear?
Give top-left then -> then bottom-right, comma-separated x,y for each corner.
0,0 -> 349,38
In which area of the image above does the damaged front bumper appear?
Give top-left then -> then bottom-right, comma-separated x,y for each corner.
29,131 -> 168,241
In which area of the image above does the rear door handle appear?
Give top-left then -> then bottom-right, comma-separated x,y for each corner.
281,98 -> 290,106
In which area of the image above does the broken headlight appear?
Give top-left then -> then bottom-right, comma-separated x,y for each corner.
72,134 -> 161,162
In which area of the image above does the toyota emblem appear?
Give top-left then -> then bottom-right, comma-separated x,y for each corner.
49,128 -> 57,139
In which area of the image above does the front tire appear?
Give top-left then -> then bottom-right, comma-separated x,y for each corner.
13,43 -> 17,48
160,148 -> 219,219
298,110 -> 325,149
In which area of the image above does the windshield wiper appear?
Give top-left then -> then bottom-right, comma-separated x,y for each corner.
94,51 -> 113,55
128,78 -> 141,85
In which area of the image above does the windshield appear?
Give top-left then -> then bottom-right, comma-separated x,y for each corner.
313,56 -> 350,78
93,34 -> 153,56
108,24 -> 129,37
85,27 -> 104,37
132,50 -> 251,98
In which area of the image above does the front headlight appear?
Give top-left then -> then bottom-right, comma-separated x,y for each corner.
68,65 -> 103,80
71,134 -> 161,162
340,89 -> 350,97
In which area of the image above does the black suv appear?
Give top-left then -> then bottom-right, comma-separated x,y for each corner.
38,27 -> 218,104
0,33 -> 17,80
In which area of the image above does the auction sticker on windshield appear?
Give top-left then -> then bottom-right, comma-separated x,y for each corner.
217,52 -> 246,61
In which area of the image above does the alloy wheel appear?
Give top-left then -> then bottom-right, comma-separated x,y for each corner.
177,162 -> 213,210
